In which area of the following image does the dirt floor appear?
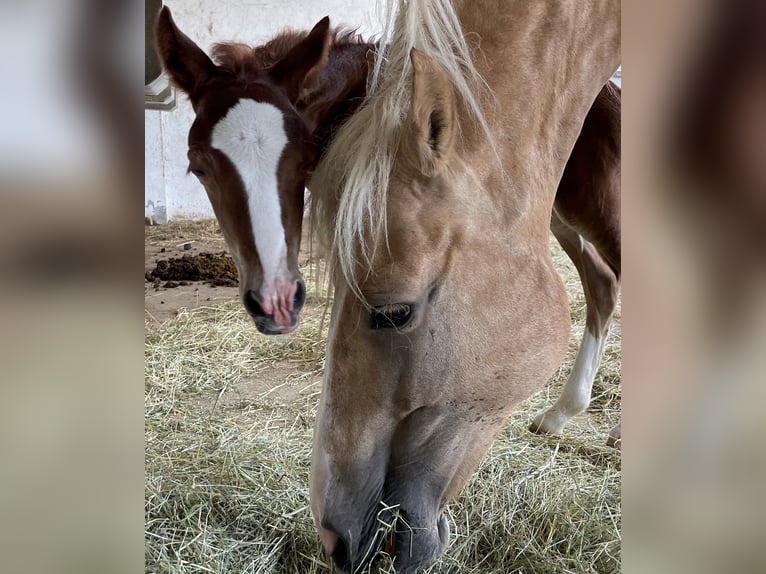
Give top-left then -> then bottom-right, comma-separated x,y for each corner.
144,220 -> 315,327
144,220 -> 325,410
144,218 -> 619,430
144,229 -> 238,325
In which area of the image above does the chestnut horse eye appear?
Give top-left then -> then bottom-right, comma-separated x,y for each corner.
370,303 -> 413,330
189,167 -> 207,178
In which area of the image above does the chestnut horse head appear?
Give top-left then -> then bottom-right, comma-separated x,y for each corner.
308,0 -> 620,572
155,8 -> 369,334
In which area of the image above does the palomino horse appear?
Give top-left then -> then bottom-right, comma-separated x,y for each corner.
155,8 -> 620,445
156,1 -> 620,570
306,0 -> 619,572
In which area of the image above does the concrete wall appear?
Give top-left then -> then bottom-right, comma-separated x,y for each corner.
145,1 -> 382,223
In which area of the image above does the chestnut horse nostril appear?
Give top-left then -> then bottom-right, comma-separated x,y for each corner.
243,290 -> 266,318
293,279 -> 306,312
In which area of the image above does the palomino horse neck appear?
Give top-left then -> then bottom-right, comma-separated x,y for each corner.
155,8 -> 372,334
308,1 -> 620,572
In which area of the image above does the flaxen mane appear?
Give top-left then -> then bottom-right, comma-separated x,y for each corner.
309,0 -> 499,301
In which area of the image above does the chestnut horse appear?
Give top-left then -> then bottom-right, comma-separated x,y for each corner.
155,9 -> 372,334
308,0 -> 618,571
156,1 -> 619,571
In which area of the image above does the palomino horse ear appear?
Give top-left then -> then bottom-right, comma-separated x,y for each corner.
155,7 -> 217,98
271,17 -> 331,104
407,48 -> 457,175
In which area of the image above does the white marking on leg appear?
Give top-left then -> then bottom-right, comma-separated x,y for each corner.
532,330 -> 607,434
211,99 -> 289,289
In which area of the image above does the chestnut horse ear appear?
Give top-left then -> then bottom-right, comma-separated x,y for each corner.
271,16 -> 331,104
155,7 -> 217,98
407,48 -> 457,176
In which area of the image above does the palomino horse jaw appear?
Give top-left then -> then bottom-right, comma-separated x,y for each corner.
242,278 -> 305,335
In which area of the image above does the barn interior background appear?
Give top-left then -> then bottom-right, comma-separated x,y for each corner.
144,2 -> 621,573
145,0 -> 385,223
145,1 -> 620,225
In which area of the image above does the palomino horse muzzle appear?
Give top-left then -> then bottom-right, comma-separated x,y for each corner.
314,436 -> 452,574
243,279 -> 305,335
321,491 -> 450,573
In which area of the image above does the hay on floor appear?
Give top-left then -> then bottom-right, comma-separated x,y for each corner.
145,223 -> 620,574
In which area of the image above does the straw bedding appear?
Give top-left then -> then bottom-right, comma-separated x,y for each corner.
145,222 -> 620,574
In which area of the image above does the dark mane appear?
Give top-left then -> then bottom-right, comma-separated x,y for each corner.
212,28 -> 368,80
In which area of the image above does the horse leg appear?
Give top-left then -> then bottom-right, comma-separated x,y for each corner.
530,211 -> 619,437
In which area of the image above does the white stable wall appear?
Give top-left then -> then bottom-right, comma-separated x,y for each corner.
145,1 -> 383,222
145,3 -> 621,223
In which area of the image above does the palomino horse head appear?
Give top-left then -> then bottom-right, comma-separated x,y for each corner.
308,0 -> 619,572
155,7 -> 336,334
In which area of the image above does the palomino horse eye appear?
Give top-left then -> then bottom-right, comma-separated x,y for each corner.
370,303 -> 413,330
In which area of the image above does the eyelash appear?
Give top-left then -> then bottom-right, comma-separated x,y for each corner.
370,303 -> 414,330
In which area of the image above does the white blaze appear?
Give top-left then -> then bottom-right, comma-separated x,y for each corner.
211,99 -> 289,285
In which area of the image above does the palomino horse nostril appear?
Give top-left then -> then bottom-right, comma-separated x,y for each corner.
243,290 -> 266,318
293,279 -> 306,312
320,516 -> 357,571
330,536 -> 351,571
